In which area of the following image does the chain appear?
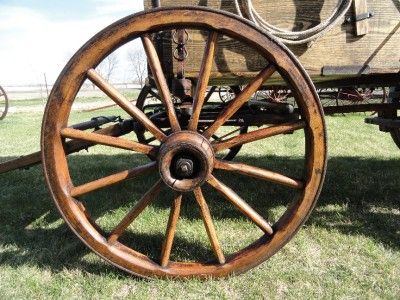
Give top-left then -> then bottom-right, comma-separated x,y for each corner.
172,29 -> 189,79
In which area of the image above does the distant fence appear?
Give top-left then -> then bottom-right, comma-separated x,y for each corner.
3,83 -> 142,100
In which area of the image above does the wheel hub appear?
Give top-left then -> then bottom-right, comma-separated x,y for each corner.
158,131 -> 214,192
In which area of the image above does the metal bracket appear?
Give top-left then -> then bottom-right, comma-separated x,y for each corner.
322,65 -> 370,76
152,0 -> 161,8
345,12 -> 374,24
365,117 -> 400,131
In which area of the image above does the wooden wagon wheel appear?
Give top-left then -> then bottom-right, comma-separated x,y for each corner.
255,87 -> 290,103
218,86 -> 235,103
41,7 -> 327,278
0,85 -> 9,121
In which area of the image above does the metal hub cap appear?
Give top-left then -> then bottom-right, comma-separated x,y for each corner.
174,157 -> 195,178
158,131 -> 214,192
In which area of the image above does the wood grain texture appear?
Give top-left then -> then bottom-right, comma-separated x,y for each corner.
71,162 -> 157,198
214,160 -> 304,189
207,175 -> 274,235
60,127 -> 155,155
189,31 -> 219,131
194,188 -> 225,264
142,35 -> 181,132
212,120 -> 306,152
108,180 -> 164,243
87,69 -> 167,141
203,65 -> 276,138
160,194 -> 182,267
0,121 -> 134,174
354,0 -> 370,36
144,0 -> 400,80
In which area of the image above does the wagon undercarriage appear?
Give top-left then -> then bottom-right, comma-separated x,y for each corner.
2,88 -> 399,176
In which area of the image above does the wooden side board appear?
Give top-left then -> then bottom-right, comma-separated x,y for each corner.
354,0 -> 370,36
144,0 -> 400,83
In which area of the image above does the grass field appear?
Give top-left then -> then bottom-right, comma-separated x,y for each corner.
0,101 -> 399,299
5,91 -> 139,112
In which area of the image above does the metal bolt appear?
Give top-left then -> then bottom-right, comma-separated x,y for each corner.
175,158 -> 194,178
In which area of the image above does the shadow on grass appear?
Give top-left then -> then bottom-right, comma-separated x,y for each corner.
0,153 -> 399,275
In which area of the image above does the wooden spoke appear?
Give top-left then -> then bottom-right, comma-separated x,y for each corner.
214,160 -> 304,189
142,34 -> 181,132
108,179 -> 164,243
87,69 -> 166,142
188,31 -> 219,131
207,176 -> 274,235
203,65 -> 276,138
213,120 -> 306,152
61,127 -> 156,156
71,162 -> 157,197
194,188 -> 225,264
160,193 -> 182,267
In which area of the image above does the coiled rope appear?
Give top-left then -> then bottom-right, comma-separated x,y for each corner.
234,0 -> 352,45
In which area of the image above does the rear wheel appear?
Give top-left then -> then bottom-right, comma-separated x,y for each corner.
42,7 -> 327,278
0,85 -> 9,120
388,86 -> 400,148
135,85 -> 247,161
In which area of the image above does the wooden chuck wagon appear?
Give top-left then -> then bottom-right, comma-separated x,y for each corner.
1,0 -> 399,278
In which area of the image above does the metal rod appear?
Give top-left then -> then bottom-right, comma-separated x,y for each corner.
152,0 -> 161,8
0,119 -> 135,174
322,103 -> 400,115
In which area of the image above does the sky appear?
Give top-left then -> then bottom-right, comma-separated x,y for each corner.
0,0 -> 144,86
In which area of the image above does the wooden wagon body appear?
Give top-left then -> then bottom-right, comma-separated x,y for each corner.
144,0 -> 400,87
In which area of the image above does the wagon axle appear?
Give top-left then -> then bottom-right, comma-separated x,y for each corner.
0,103 -> 298,175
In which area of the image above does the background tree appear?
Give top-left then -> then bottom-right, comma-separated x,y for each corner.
96,53 -> 119,82
128,48 -> 147,87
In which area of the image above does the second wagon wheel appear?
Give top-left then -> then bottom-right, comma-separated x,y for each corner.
42,7 -> 327,278
134,85 -> 247,161
388,86 -> 400,148
0,85 -> 9,120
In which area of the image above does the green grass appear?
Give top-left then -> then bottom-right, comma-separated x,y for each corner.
7,91 -> 139,111
0,104 -> 399,299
